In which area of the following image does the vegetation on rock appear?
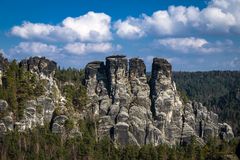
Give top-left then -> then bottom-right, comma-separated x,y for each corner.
0,57 -> 239,159
0,125 -> 239,160
55,68 -> 87,111
0,60 -> 45,120
173,71 -> 240,136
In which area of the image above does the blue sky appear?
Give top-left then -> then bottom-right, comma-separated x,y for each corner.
0,0 -> 240,71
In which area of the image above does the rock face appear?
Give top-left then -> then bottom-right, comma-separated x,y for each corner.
0,55 -> 234,146
0,53 -> 8,71
19,56 -> 57,76
0,56 -> 80,135
0,100 -> 13,133
85,55 -> 234,146
0,53 -> 8,86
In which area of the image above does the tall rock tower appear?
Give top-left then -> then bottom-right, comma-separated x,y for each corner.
85,55 -> 234,146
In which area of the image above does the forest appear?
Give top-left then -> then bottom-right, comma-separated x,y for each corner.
0,122 -> 239,160
0,60 -> 240,159
173,71 -> 240,136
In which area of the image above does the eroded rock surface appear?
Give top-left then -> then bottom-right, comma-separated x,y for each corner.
0,57 -> 79,135
0,55 -> 234,146
85,55 -> 234,146
19,56 -> 57,76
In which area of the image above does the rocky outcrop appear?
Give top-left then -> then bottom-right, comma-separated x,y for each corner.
85,55 -> 234,146
0,55 -> 234,146
0,53 -> 8,71
0,56 -> 80,136
0,53 -> 8,86
0,100 -> 13,133
19,56 -> 57,76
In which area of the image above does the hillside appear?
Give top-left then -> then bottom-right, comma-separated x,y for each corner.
173,71 -> 240,136
0,54 -> 239,159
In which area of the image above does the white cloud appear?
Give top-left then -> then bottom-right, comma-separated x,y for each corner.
114,17 -> 145,39
11,22 -> 55,40
156,37 -> 221,54
12,42 -> 60,55
114,0 -> 240,39
11,41 -> 121,57
158,37 -> 207,49
143,10 -> 174,35
114,6 -> 200,38
201,7 -> 236,33
62,12 -> 112,41
11,11 -> 112,42
64,42 -> 115,55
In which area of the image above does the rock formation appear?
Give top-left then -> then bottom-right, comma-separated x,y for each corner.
85,55 -> 234,146
0,56 -> 80,136
0,53 -> 8,86
19,56 -> 57,76
0,55 -> 234,146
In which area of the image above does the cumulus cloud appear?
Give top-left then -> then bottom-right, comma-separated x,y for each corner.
157,37 -> 207,49
12,42 -> 60,55
11,22 -> 55,40
115,0 -> 240,39
64,42 -> 117,55
201,7 -> 236,33
155,37 -> 221,54
10,41 -> 120,58
114,17 -> 145,39
11,11 -> 112,42
114,6 -> 199,38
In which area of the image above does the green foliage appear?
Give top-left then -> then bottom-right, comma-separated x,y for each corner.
64,118 -> 74,131
173,71 -> 240,135
138,144 -> 158,160
0,124 -> 239,159
53,107 -> 63,117
120,145 -> 139,160
1,62 -> 239,159
55,67 -> 85,83
55,67 -> 87,111
0,60 -> 45,120
178,88 -> 189,104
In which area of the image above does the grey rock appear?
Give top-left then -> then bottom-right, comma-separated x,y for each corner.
84,55 -> 234,146
115,122 -> 130,145
19,57 -> 57,76
0,53 -> 8,72
0,101 -> 14,134
37,96 -> 55,122
15,122 -> 26,132
0,123 -> 7,133
3,116 -> 14,131
52,115 -> 68,133
0,100 -> 8,112
219,123 -> 234,141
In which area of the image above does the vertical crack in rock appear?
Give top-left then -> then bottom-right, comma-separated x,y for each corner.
0,55 -> 234,146
0,54 -> 233,144
128,58 -> 154,146
84,55 -> 234,146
